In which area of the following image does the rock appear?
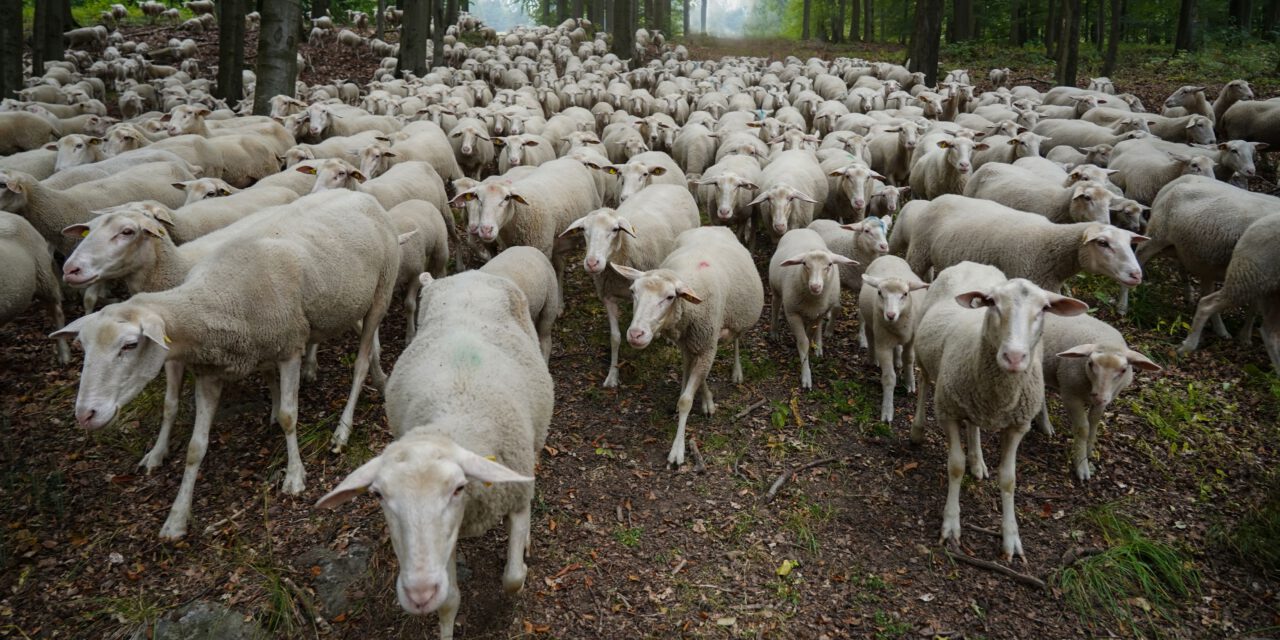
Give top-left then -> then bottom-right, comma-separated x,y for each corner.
295,543 -> 372,617
139,600 -> 265,640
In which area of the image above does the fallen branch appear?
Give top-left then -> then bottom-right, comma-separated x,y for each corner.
1014,75 -> 1056,86
944,544 -> 1047,591
688,437 -> 707,475
966,524 -> 1000,537
282,576 -> 333,635
764,457 -> 840,503
732,398 -> 769,422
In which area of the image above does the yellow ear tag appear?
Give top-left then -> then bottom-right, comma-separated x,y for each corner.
163,335 -> 171,344
81,230 -> 89,238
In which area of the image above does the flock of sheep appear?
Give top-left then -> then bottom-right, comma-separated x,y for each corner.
2,9 -> 1279,638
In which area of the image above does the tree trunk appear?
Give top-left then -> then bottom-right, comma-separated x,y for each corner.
311,0 -> 329,18
614,0 -> 635,58
400,0 -> 427,75
1230,0 -> 1253,31
953,0 -> 973,40
431,0 -> 444,68
1046,0 -> 1060,58
802,0 -> 812,39
908,0 -> 942,83
559,0 -> 570,24
605,0 -> 613,31
33,0 -> 66,75
1055,0 -> 1080,86
1174,0 -> 1195,51
253,0 -> 302,115
832,0 -> 844,42
864,0 -> 873,40
1095,0 -> 1105,49
217,0 -> 247,103
446,0 -> 459,30
0,0 -> 20,100
1102,0 -> 1120,74
573,0 -> 584,19
376,0 -> 387,37
682,0 -> 690,35
701,0 -> 708,33
1010,0 -> 1021,44
900,0 -> 909,43
849,0 -> 860,40
1264,0 -> 1279,38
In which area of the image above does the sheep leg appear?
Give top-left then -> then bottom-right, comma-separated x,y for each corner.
267,371 -> 280,426
603,297 -> 622,388
856,317 -> 867,349
966,423 -> 988,480
333,314 -> 381,453
83,282 -> 102,315
1236,304 -> 1258,346
1179,289 -> 1230,355
277,354 -> 306,495
814,315 -> 826,358
788,312 -> 812,389
302,343 -> 319,381
1200,280 -> 1231,339
502,503 -> 531,595
438,550 -> 461,640
1117,285 -> 1130,316
1063,398 -> 1095,481
1265,304 -> 1280,374
139,360 -> 185,473
1038,399 -> 1054,438
403,276 -> 421,343
669,349 -> 714,468
939,417 -> 965,545
369,328 -> 388,392
769,290 -> 780,341
731,339 -> 743,384
158,375 -> 222,541
48,301 -> 70,365
997,424 -> 1030,561
876,342 -> 896,423
911,369 -> 931,445
826,303 -> 841,341
902,343 -> 917,393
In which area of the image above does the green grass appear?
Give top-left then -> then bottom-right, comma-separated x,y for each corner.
1056,503 -> 1201,635
783,494 -> 835,554
613,526 -> 643,548
871,609 -> 911,639
1216,471 -> 1280,578
88,589 -> 169,633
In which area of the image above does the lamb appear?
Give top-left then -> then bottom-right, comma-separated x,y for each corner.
858,255 -> 928,423
560,184 -> 700,386
768,229 -> 855,388
896,195 -> 1147,293
459,157 -> 602,283
964,164 -> 1120,224
610,226 -> 764,467
1039,314 -> 1160,480
912,261 -> 1088,559
316,270 -> 552,640
807,216 -> 891,340
1045,143 -> 1112,167
1107,142 -> 1217,204
1178,214 -> 1280,373
386,200 -> 450,342
696,154 -> 763,246
908,136 -> 988,200
53,191 -> 400,539
494,134 -> 556,174
0,112 -> 60,154
478,246 -> 563,361
748,149 -> 828,240
0,212 -> 70,365
868,183 -> 910,219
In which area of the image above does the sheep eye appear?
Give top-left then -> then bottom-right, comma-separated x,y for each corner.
121,228 -> 135,236
1097,240 -> 1109,249
452,484 -> 466,497
665,294 -> 676,301
121,341 -> 138,351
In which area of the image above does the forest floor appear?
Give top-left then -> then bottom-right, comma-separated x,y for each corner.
1,23 -> 1279,640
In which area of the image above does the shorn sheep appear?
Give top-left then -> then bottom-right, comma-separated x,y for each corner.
858,255 -> 929,423
768,229 -> 856,389
317,270 -> 552,640
478,246 -> 563,361
913,261 -> 1088,559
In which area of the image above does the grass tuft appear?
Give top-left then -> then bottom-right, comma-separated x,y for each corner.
1216,471 -> 1280,578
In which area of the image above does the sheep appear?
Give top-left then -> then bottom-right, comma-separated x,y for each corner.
1177,214 -> 1280,373
1161,85 -> 1212,120
0,212 -> 70,365
162,105 -> 295,157
971,131 -> 1048,170
386,200 -> 450,342
908,136 -> 989,200
1039,314 -> 1161,480
1106,142 -> 1217,205
316,270 -> 551,639
896,195 -> 1147,293
305,104 -> 400,140
768,229 -> 855,388
1143,113 -> 1216,145
988,68 -> 1012,87
560,184 -> 700,386
117,129 -> 278,189
162,186 -> 300,243
448,118 -> 496,178
693,155 -> 760,246
184,0 -> 215,15
1032,118 -> 1149,153
867,182 -> 910,219
1045,143 -> 1112,167
672,122 -> 718,176
302,159 -> 450,221
0,148 -> 57,180
1211,80 -> 1255,132
458,157 -> 602,283
1088,77 -> 1116,94
494,134 -> 556,174
858,255 -> 928,423
43,146 -> 199,190
478,246 -> 563,361
749,149 -> 828,240
0,112 -> 60,154
1114,138 -> 1267,183
964,164 -> 1120,224
807,216 -> 891,317
913,261 -> 1088,560
821,157 -> 884,223
610,226 -> 764,467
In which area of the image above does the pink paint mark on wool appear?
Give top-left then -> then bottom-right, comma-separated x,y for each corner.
698,260 -> 711,269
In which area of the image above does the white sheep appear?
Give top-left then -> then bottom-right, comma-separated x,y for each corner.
1045,143 -> 1112,167
1039,314 -> 1160,480
387,200 -> 450,342
858,255 -> 928,423
448,117 -> 496,178
696,154 -> 762,247
0,148 -> 58,180
317,269 -> 551,640
561,184 -> 700,386
971,131 -> 1048,169
1107,140 -> 1217,204
749,149 -> 828,240
477,246 -> 563,361
302,159 -> 451,223
964,163 -> 1120,224
820,156 -> 884,223
610,226 -> 764,467
913,261 -> 1088,559
908,136 -> 989,200
609,150 -> 686,203
53,191 -> 401,540
0,212 -> 70,364
494,133 -> 556,174
768,229 -> 855,388
0,111 -> 61,154
1033,118 -> 1149,153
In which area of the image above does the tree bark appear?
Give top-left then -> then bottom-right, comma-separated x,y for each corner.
400,0 -> 427,75
1055,0 -> 1080,86
217,0 -> 247,103
573,0 -> 584,19
1174,0 -> 1195,51
1230,0 -> 1253,31
953,0 -> 973,40
0,0 -> 20,100
908,0 -> 942,84
701,0 -> 708,33
1264,0 -> 1279,37
802,0 -> 812,39
431,0 -> 444,68
1102,0 -> 1120,74
1010,0 -> 1021,44
833,0 -> 845,42
253,0 -> 302,115
33,0 -> 66,75
446,0 -> 459,30
311,0 -> 329,18
613,0 -> 635,58
682,0 -> 690,35
850,0 -> 861,40
376,0 -> 387,37
1046,0 -> 1060,58
864,0 -> 873,40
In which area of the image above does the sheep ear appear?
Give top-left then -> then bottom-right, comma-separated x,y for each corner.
955,290 -> 993,309
676,282 -> 703,304
1254,142 -> 1269,151
936,139 -> 950,149
780,254 -> 808,267
397,230 -> 418,245
792,190 -> 818,204
43,142 -> 57,151
492,136 -> 507,147
559,216 -> 588,237
454,447 -> 533,485
171,182 -> 189,190
746,192 -> 769,206
907,280 -> 930,291
829,253 -> 858,266
448,190 -> 477,207
1126,350 -> 1162,372
650,166 -> 667,176
604,165 -> 620,175
62,223 -> 91,239
1056,344 -> 1096,358
139,312 -> 170,349
50,312 -> 95,341
610,263 -> 646,280
618,219 -> 638,238
1045,293 -> 1089,317
351,170 -> 367,183
315,454 -> 384,509
1129,233 -> 1151,244
295,164 -> 317,175
861,275 -> 884,290
973,142 -> 990,151
509,192 -> 528,205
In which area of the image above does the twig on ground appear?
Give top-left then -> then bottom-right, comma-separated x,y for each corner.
944,543 -> 1047,590
966,524 -> 1000,537
1015,76 -> 1056,85
282,576 -> 333,635
202,507 -> 248,535
732,398 -> 769,422
764,457 -> 840,503
689,438 -> 707,475
671,557 -> 687,576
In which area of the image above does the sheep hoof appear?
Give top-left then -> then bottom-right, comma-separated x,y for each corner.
666,442 -> 685,468
939,517 -> 962,545
158,519 -> 187,542
1074,461 -> 1094,482
281,472 -> 306,496
602,370 -> 620,388
1002,532 -> 1024,562
137,452 -> 165,474
502,565 -> 527,595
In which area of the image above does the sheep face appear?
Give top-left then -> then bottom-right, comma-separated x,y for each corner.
698,172 -> 757,222
61,206 -> 171,286
303,159 -> 365,193
780,250 -> 853,295
954,278 -> 1088,374
315,436 -> 532,615
282,146 -> 315,169
163,104 -> 209,136
497,136 -> 540,168
562,210 -> 633,274
862,275 -> 927,322
51,304 -> 170,430
1208,140 -> 1267,178
937,137 -> 987,176
358,144 -> 395,179
450,124 -> 489,156
1162,85 -> 1205,110
1108,198 -> 1148,233
466,182 -> 525,242
1068,183 -> 1118,225
844,216 -> 892,257
1185,116 -> 1216,145
750,185 -> 818,237
0,171 -> 33,212
51,134 -> 103,172
178,178 -> 234,205
611,265 -> 699,348
1077,224 -> 1147,287
869,186 -> 908,215
1057,344 -> 1161,406
613,161 -> 668,202
829,164 -> 882,213
305,106 -> 335,138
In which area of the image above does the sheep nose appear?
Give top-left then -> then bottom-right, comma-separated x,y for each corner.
584,256 -> 601,271
885,311 -> 898,321
1126,270 -> 1143,285
403,582 -> 438,611
627,327 -> 648,344
809,283 -> 823,294
1090,393 -> 1107,406
75,408 -> 97,428
478,225 -> 496,239
461,145 -> 472,154
1000,351 -> 1027,372
773,224 -> 787,234
717,207 -> 733,220
877,242 -> 889,253
63,263 -> 82,278
853,199 -> 865,208
957,163 -> 971,173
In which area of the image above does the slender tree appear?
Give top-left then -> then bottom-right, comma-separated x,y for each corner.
802,0 -> 812,38
1102,0 -> 1121,74
432,0 -> 444,67
1055,0 -> 1081,85
833,0 -> 845,42
559,0 -> 569,24
253,0 -> 303,115
864,0 -> 873,40
573,0 -> 584,19
1010,0 -> 1022,44
953,0 -> 973,40
1265,0 -> 1280,38
614,0 -> 635,58
33,0 -> 66,76
701,0 -> 708,34
0,0 -> 19,100
851,0 -> 861,40
311,0 -> 329,18
1174,0 -> 1196,51
447,0 -> 459,29
217,0 -> 247,103
683,0 -> 690,35
400,0 -> 428,75
908,0 -> 942,83
376,0 -> 387,37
